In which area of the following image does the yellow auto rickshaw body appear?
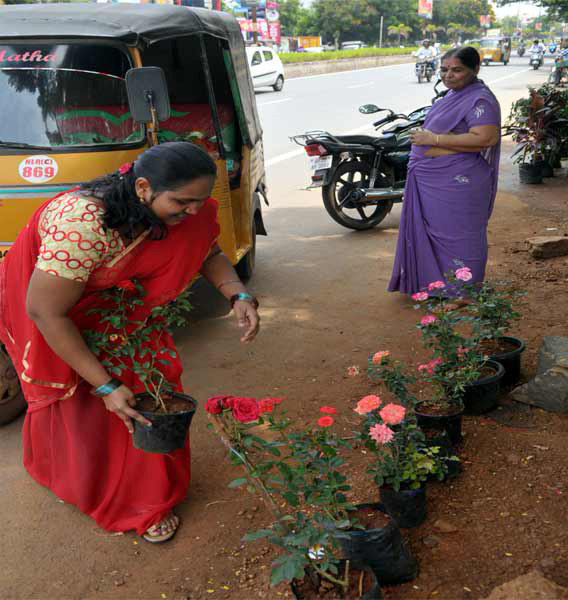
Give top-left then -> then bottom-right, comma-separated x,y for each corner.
479,37 -> 512,65
0,4 -> 267,277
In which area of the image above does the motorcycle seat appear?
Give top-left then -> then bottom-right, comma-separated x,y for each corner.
335,134 -> 400,149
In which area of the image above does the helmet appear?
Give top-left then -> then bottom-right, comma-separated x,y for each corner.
0,346 -> 25,426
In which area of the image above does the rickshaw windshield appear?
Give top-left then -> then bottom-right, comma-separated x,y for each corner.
480,39 -> 499,48
0,44 -> 142,149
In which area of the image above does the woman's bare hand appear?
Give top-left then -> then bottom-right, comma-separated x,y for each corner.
102,385 -> 152,433
233,301 -> 260,343
410,128 -> 437,146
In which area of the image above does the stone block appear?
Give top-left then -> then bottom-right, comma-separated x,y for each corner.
483,570 -> 568,600
525,236 -> 568,259
537,336 -> 568,374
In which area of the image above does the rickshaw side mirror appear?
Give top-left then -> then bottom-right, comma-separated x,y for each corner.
125,67 -> 171,123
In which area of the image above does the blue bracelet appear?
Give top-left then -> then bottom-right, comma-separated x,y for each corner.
93,379 -> 122,397
230,292 -> 259,309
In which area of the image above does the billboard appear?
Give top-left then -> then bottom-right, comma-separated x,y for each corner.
418,0 -> 432,20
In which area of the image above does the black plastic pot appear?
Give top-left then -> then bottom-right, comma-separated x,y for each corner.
462,360 -> 505,416
379,486 -> 427,528
415,402 -> 463,446
424,434 -> 462,480
132,392 -> 197,454
518,162 -> 543,185
339,503 -> 418,585
534,159 -> 554,177
486,336 -> 525,387
291,563 -> 382,600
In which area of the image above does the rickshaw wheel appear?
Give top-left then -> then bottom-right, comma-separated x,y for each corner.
235,219 -> 256,281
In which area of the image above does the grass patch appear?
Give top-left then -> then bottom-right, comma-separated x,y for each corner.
280,47 -> 417,64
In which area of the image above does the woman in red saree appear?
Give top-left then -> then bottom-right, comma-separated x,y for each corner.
0,142 -> 260,542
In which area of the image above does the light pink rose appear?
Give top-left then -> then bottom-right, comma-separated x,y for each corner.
372,351 -> 390,365
379,403 -> 406,425
347,365 -> 360,377
420,315 -> 437,326
369,423 -> 394,445
455,267 -> 473,282
411,292 -> 429,302
428,280 -> 446,291
355,394 -> 382,415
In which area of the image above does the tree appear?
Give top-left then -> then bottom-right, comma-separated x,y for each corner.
499,0 -> 568,21
313,0 -> 378,48
387,23 -> 412,46
278,0 -> 303,37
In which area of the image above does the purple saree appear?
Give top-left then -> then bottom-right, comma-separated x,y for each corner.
388,82 -> 501,295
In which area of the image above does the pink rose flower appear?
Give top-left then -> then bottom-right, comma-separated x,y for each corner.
320,406 -> 338,415
420,315 -> 437,326
372,351 -> 390,365
318,416 -> 334,427
379,403 -> 406,425
347,365 -> 360,377
411,292 -> 429,302
118,162 -> 133,175
369,423 -> 394,445
428,280 -> 446,291
231,397 -> 260,423
355,394 -> 382,415
455,267 -> 473,281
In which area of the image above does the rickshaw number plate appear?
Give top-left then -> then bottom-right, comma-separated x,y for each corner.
310,155 -> 332,170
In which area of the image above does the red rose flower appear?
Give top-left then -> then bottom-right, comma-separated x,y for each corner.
221,396 -> 235,409
318,416 -> 334,427
231,397 -> 260,423
205,396 -> 224,415
115,280 -> 137,294
258,398 -> 274,415
260,397 -> 283,405
320,406 -> 337,415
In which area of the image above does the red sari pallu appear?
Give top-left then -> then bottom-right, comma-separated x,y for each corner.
0,193 -> 220,534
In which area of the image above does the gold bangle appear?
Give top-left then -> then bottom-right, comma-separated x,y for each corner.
436,134 -> 440,146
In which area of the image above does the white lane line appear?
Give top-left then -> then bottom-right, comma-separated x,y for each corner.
347,82 -> 374,89
265,121 -> 375,168
484,67 -> 533,86
257,98 -> 293,107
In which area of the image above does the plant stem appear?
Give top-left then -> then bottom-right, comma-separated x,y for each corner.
311,560 -> 350,590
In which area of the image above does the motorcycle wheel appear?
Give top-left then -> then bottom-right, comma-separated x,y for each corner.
322,160 -> 394,231
533,63 -> 539,70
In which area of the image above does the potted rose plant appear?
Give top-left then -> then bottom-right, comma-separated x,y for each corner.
411,266 -> 505,416
84,279 -> 197,454
462,280 -> 524,387
206,396 -> 417,597
353,392 -> 457,528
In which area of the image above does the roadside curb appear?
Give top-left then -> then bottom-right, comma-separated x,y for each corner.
284,55 -> 415,79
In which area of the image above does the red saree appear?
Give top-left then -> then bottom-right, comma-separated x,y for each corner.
0,194 -> 219,534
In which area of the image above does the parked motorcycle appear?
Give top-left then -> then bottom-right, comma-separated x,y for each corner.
290,84 -> 446,230
415,59 -> 434,83
530,49 -> 544,69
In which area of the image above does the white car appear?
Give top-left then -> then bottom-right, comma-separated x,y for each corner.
246,46 -> 285,92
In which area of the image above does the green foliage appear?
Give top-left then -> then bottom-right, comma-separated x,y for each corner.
279,47 -> 417,64
83,280 -> 192,411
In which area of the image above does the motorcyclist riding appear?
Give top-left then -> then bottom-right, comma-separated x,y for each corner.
530,39 -> 545,66
416,39 -> 436,72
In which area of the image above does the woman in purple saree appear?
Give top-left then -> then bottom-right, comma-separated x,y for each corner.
388,47 -> 501,295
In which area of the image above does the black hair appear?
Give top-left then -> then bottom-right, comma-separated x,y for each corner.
441,46 -> 481,71
80,142 -> 217,239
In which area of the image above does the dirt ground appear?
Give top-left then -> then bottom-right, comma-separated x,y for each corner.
2,140 -> 568,600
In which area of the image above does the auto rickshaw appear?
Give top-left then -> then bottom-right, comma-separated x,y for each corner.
0,4 -> 267,279
479,37 -> 512,66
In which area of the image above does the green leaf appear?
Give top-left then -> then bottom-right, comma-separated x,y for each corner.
228,478 -> 247,489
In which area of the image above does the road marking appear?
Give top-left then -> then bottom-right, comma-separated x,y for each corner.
258,98 -> 293,107
347,82 -> 374,89
485,68 -> 533,85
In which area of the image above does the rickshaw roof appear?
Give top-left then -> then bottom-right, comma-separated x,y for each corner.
0,4 -> 263,146
0,4 -> 242,47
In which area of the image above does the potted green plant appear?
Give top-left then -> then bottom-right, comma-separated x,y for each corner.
353,392 -> 457,528
206,396 -> 417,596
411,266 -> 505,416
84,279 -> 197,454
462,280 -> 524,387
